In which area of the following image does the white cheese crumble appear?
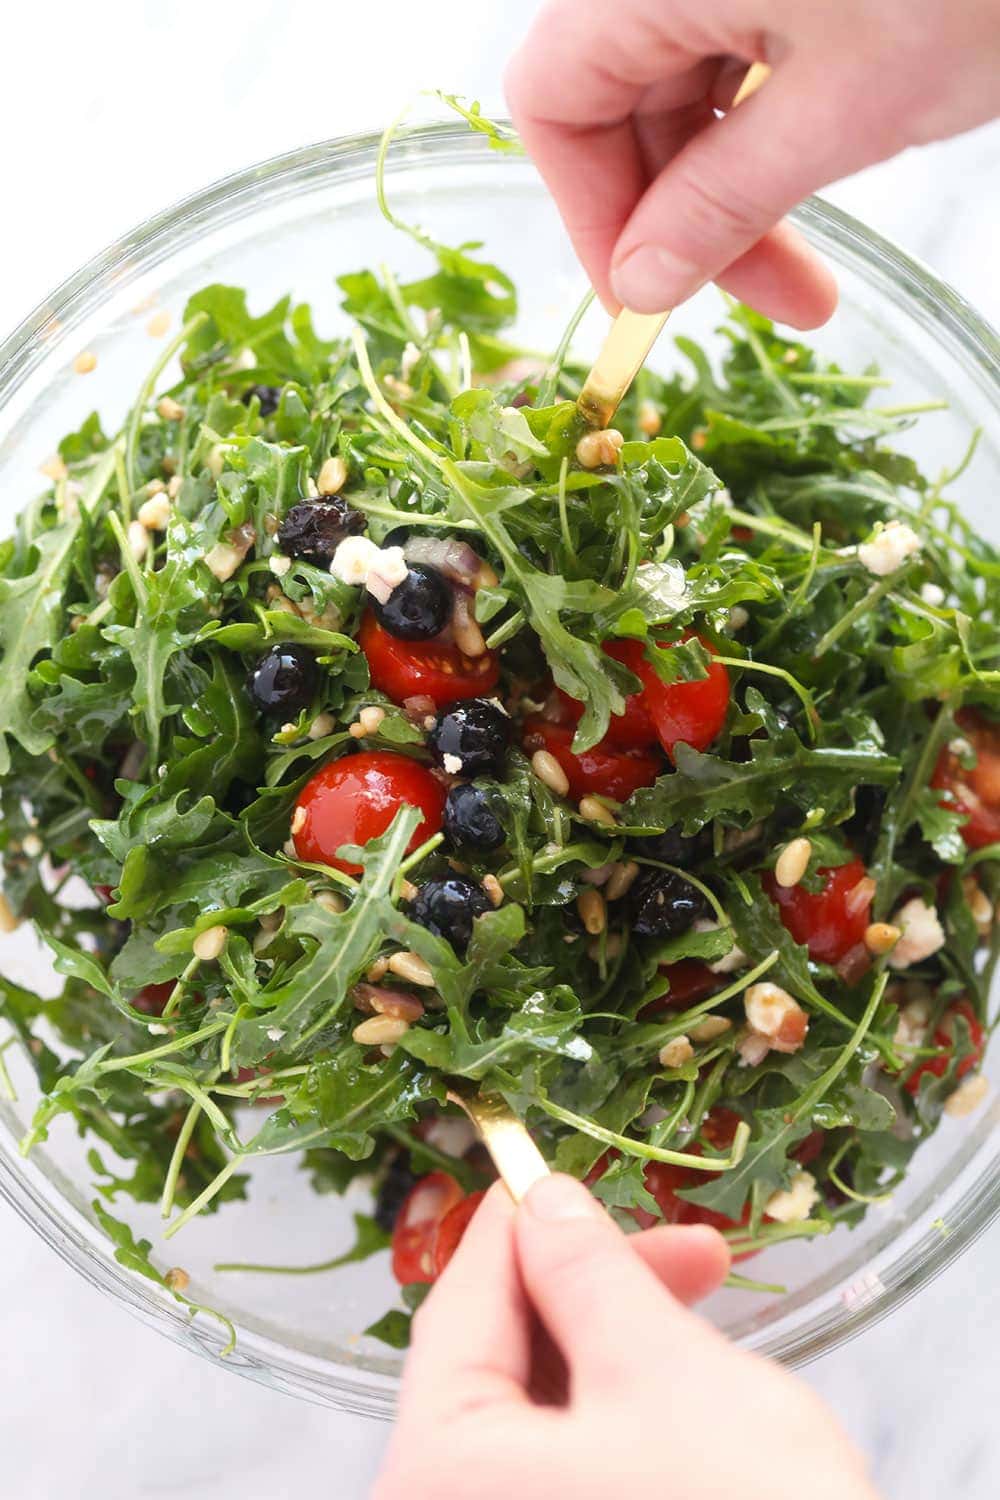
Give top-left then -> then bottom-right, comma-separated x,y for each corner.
693,918 -> 749,974
442,753 -> 464,775
887,897 -> 946,969
265,1026 -> 286,1043
765,1171 -> 820,1224
857,520 -> 922,577
269,554 -> 292,578
921,581 -> 946,607
330,537 -> 409,603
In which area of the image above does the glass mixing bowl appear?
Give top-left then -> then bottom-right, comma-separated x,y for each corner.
0,122 -> 997,1418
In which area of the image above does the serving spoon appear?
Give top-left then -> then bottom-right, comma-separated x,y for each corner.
442,63 -> 771,1202
577,61 -> 772,430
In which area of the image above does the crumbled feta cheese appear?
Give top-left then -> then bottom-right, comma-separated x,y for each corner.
331,535 -> 380,586
365,545 -> 408,604
765,1171 -> 820,1224
147,1023 -> 170,1036
887,898 -> 946,969
265,1026 -> 286,1044
401,341 -> 421,381
744,981 -> 808,1054
269,554 -> 292,578
921,581 -> 946,607
22,833 -> 43,858
694,918 -> 749,974
893,995 -> 931,1054
442,753 -> 464,775
423,1116 -> 477,1157
857,520 -> 922,577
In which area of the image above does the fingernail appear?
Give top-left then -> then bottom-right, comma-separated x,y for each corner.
524,1174 -> 599,1222
610,245 -> 703,314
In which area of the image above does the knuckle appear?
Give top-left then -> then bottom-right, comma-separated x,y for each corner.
669,163 -> 769,253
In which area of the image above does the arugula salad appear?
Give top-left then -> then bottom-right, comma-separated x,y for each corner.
1,111 -> 997,1350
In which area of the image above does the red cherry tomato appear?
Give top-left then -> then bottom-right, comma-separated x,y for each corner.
522,718 -> 663,801
132,981 -> 175,1017
642,959 -> 720,1018
905,999 -> 985,1095
930,711 -> 1000,850
763,858 -> 874,965
630,635 -> 730,761
391,1172 -> 465,1285
292,751 -> 445,876
432,1190 -> 487,1278
794,1130 -> 827,1167
359,611 -> 500,708
553,640 -> 658,749
94,884 -> 115,906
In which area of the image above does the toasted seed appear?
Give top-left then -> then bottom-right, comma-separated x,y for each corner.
164,1267 -> 190,1293
366,955 -> 390,981
963,875 -> 994,933
578,795 -> 616,827
40,454 -> 69,482
73,351 -> 97,375
317,455 -> 348,495
156,395 -> 185,421
775,837 -> 812,889
864,921 -> 901,956
577,887 -> 607,936
348,721 -> 366,739
0,893 -> 20,932
659,1035 -> 695,1069
146,310 -> 171,337
605,860 -> 640,902
690,1015 -> 733,1043
315,889 -> 346,915
290,806 -> 307,836
359,705 -> 386,736
127,520 -> 149,560
352,1015 -> 411,1046
399,879 -> 418,903
22,833 -> 43,858
482,873 -> 504,908
531,748 -> 570,797
451,609 -> 487,658
308,712 -> 336,740
193,924 -> 227,961
944,1074 -> 989,1118
576,427 -> 624,469
137,492 -> 171,531
388,950 -> 435,987
475,560 -> 499,589
587,932 -> 624,961
638,400 -> 662,437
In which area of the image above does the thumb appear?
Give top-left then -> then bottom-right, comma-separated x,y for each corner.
515,1173 -> 722,1393
609,59 -> 893,315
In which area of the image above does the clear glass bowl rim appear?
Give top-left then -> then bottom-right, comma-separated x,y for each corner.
0,120 -> 998,1414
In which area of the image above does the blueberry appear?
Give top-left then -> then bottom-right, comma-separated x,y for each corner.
443,783 -> 506,852
373,1152 -> 420,1233
628,827 -> 711,869
244,384 -> 282,416
428,698 -> 510,778
247,643 -> 318,716
371,562 -> 452,641
409,876 -> 492,952
278,498 -> 367,566
630,870 -> 709,938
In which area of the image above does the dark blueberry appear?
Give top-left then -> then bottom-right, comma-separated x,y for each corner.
409,876 -> 492,952
382,526 -> 412,550
373,1152 -> 420,1233
629,826 -> 711,869
371,562 -> 452,642
630,870 -> 709,938
247,643 -> 318,716
443,783 -> 506,852
277,498 -> 367,566
428,698 -> 511,778
244,384 -> 282,416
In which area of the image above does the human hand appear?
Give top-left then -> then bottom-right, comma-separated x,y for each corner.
505,0 -> 1000,326
374,1175 -> 880,1500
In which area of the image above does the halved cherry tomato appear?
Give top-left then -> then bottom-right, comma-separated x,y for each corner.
359,611 -> 499,708
631,636 -> 730,761
522,718 -> 663,801
391,1171 -> 465,1285
930,711 -> 1000,850
293,751 -> 446,875
793,1130 -> 827,1167
641,959 -> 720,1018
904,999 -> 985,1096
553,640 -> 658,749
763,858 -> 874,965
432,1189 -> 487,1278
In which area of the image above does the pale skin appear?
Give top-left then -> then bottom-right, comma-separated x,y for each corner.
374,1177 -> 881,1499
504,0 -> 1000,326
376,6 -> 999,1492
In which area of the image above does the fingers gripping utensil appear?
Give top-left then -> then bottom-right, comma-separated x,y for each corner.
577,61 -> 772,430
446,1088 -> 550,1202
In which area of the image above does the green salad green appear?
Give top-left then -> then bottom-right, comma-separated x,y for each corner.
1,106 -> 997,1349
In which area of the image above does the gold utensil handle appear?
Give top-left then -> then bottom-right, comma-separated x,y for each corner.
577,60 -> 772,429
446,1088 -> 550,1203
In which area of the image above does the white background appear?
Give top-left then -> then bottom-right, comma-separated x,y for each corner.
1,3 -> 998,1497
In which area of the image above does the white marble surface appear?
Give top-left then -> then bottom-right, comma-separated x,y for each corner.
1,4 -> 998,1497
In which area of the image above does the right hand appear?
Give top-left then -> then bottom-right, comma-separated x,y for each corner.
506,0 -> 1000,326
375,1175 -> 881,1500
